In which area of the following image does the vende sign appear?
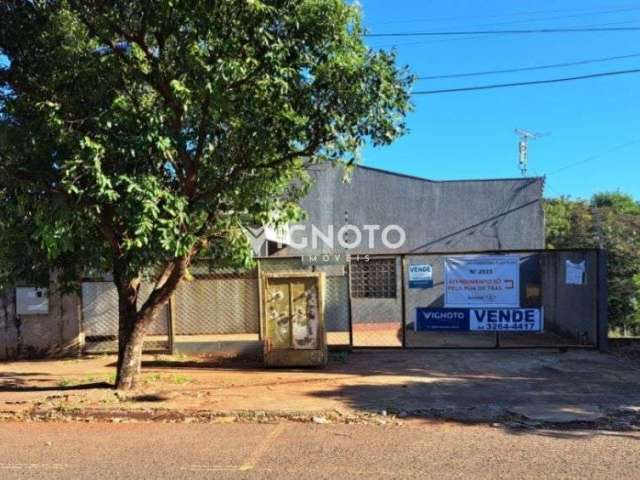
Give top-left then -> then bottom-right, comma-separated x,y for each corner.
445,255 -> 520,307
415,307 -> 543,332
469,308 -> 542,332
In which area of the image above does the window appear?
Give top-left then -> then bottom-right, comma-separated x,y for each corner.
350,258 -> 397,298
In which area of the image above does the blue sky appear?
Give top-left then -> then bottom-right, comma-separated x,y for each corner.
359,0 -> 640,200
2,2 -> 637,200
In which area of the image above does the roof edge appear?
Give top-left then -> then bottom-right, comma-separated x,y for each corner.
357,164 -> 544,184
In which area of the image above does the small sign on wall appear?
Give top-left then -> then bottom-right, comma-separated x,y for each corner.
565,260 -> 586,285
408,264 -> 433,288
16,287 -> 49,315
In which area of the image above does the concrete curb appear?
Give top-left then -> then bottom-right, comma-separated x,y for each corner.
2,405 -> 639,432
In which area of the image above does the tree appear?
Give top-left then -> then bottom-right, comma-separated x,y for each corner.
0,1 -> 412,389
544,196 -> 594,249
544,192 -> 640,335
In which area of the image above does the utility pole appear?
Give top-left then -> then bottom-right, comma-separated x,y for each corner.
514,128 -> 547,176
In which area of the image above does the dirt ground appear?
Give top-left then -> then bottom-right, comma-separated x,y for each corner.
1,350 -> 639,428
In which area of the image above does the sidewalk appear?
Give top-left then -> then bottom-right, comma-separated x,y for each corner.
1,350 -> 639,428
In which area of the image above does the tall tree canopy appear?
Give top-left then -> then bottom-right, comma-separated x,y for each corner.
0,0 -> 412,388
544,192 -> 640,335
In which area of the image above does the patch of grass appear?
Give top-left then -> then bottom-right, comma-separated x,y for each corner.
56,402 -> 76,413
141,373 -> 193,385
144,373 -> 163,384
57,378 -> 74,388
170,374 -> 192,385
83,373 -> 116,385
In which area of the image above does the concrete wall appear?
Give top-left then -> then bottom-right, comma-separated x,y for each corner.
278,165 -> 545,255
0,283 -> 82,360
542,250 -> 598,344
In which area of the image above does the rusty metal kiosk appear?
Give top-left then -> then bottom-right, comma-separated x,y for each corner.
261,271 -> 328,367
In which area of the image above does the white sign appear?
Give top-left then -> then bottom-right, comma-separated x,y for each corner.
445,255 -> 520,307
565,260 -> 586,285
16,287 -> 49,315
408,264 -> 433,288
469,308 -> 543,332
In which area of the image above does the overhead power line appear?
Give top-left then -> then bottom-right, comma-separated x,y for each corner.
373,4 -> 640,26
546,139 -> 640,175
416,53 -> 640,80
412,68 -> 640,95
369,19 -> 640,48
365,26 -> 640,37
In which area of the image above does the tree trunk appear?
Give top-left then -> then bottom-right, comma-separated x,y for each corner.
113,258 -> 189,390
115,276 -> 142,390
115,315 -> 147,390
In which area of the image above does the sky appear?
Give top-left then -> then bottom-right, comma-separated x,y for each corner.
1,1 -> 637,200
359,0 -> 640,200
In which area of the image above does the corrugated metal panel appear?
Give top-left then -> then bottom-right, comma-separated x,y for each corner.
174,277 -> 259,335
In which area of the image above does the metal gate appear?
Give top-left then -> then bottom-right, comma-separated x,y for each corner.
346,249 -> 605,350
81,281 -> 171,353
79,249 -> 606,354
349,257 -> 403,347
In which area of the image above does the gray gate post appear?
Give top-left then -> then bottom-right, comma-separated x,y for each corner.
597,249 -> 609,352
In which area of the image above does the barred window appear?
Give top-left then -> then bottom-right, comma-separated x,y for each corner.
350,258 -> 397,298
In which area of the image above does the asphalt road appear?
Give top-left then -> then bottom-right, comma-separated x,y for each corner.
0,421 -> 639,479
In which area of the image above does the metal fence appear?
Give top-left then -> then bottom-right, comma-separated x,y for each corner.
81,281 -> 170,353
400,250 -> 604,349
173,272 -> 259,337
80,249 -> 607,354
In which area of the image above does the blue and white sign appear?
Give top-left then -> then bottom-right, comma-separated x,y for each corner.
415,308 -> 543,332
445,255 -> 520,307
408,264 -> 433,288
469,308 -> 542,332
415,308 -> 469,331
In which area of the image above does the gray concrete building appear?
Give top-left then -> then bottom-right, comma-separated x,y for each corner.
275,165 -> 545,255
1,165 -> 606,359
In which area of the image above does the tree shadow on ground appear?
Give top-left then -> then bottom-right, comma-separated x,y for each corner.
117,357 -> 265,371
128,393 -> 169,402
307,369 -> 640,439
0,371 -> 111,392
0,382 -> 112,392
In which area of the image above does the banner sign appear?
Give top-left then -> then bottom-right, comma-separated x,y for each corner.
416,308 -> 543,332
415,308 -> 469,331
444,255 -> 520,307
408,264 -> 433,288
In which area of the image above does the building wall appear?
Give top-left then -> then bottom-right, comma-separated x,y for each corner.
541,250 -> 598,343
0,283 -> 82,360
279,165 -> 544,255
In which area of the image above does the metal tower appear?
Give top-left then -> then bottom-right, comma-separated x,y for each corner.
514,128 -> 547,176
